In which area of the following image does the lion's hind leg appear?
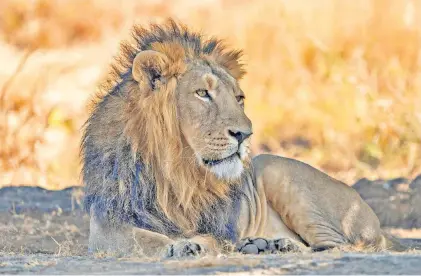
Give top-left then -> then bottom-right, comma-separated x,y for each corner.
299,221 -> 350,252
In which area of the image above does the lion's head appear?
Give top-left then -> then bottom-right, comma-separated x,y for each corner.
126,22 -> 253,179
131,49 -> 252,180
82,19 -> 252,235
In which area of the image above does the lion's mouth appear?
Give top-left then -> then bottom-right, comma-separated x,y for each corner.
202,152 -> 240,166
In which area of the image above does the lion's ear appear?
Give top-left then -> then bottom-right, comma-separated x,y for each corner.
132,50 -> 169,90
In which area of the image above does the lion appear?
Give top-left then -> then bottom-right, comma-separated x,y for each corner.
81,19 -> 409,258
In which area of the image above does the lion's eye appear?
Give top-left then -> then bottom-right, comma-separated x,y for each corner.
196,89 -> 210,99
236,95 -> 245,106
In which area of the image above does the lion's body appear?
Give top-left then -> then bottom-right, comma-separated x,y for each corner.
249,155 -> 385,250
85,153 -> 394,256
81,20 -> 407,258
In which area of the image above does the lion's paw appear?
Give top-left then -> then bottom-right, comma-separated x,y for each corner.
237,237 -> 301,255
270,238 -> 301,253
165,240 -> 203,259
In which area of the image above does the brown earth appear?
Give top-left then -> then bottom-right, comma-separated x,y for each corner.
1,175 -> 421,274
2,251 -> 421,275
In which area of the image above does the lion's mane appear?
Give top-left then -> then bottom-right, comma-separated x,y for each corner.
81,19 -> 247,241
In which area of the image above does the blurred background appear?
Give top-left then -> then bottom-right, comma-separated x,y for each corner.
0,0 -> 420,190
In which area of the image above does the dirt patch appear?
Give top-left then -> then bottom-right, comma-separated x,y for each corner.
0,186 -> 88,255
0,185 -> 420,274
1,252 -> 421,274
0,211 -> 89,255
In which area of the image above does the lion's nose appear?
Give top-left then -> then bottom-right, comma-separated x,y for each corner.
228,129 -> 253,145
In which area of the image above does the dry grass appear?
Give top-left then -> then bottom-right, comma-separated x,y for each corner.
0,0 -> 420,189
0,211 -> 89,255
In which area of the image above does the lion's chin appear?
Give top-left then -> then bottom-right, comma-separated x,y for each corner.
204,155 -> 244,181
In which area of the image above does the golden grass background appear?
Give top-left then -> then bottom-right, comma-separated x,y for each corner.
0,0 -> 420,190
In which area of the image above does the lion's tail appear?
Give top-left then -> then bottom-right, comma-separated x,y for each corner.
379,230 -> 414,252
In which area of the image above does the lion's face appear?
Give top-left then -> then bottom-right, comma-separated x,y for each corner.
131,48 -> 252,181
175,61 -> 252,180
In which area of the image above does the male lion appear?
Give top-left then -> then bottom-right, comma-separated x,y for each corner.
81,19 -> 407,258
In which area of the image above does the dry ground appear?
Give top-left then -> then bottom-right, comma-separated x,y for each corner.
2,251 -> 421,274
1,185 -> 421,274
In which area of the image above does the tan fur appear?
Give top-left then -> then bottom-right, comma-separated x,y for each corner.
84,19 -> 409,258
250,154 -> 390,251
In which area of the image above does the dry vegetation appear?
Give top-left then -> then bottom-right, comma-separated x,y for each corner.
0,0 -> 420,189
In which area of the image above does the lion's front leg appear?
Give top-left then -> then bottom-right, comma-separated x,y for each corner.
165,240 -> 204,258
89,205 -> 220,259
88,209 -> 135,255
236,237 -> 302,255
88,206 -> 174,257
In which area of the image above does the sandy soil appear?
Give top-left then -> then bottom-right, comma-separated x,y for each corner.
1,185 -> 420,274
2,250 -> 421,274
